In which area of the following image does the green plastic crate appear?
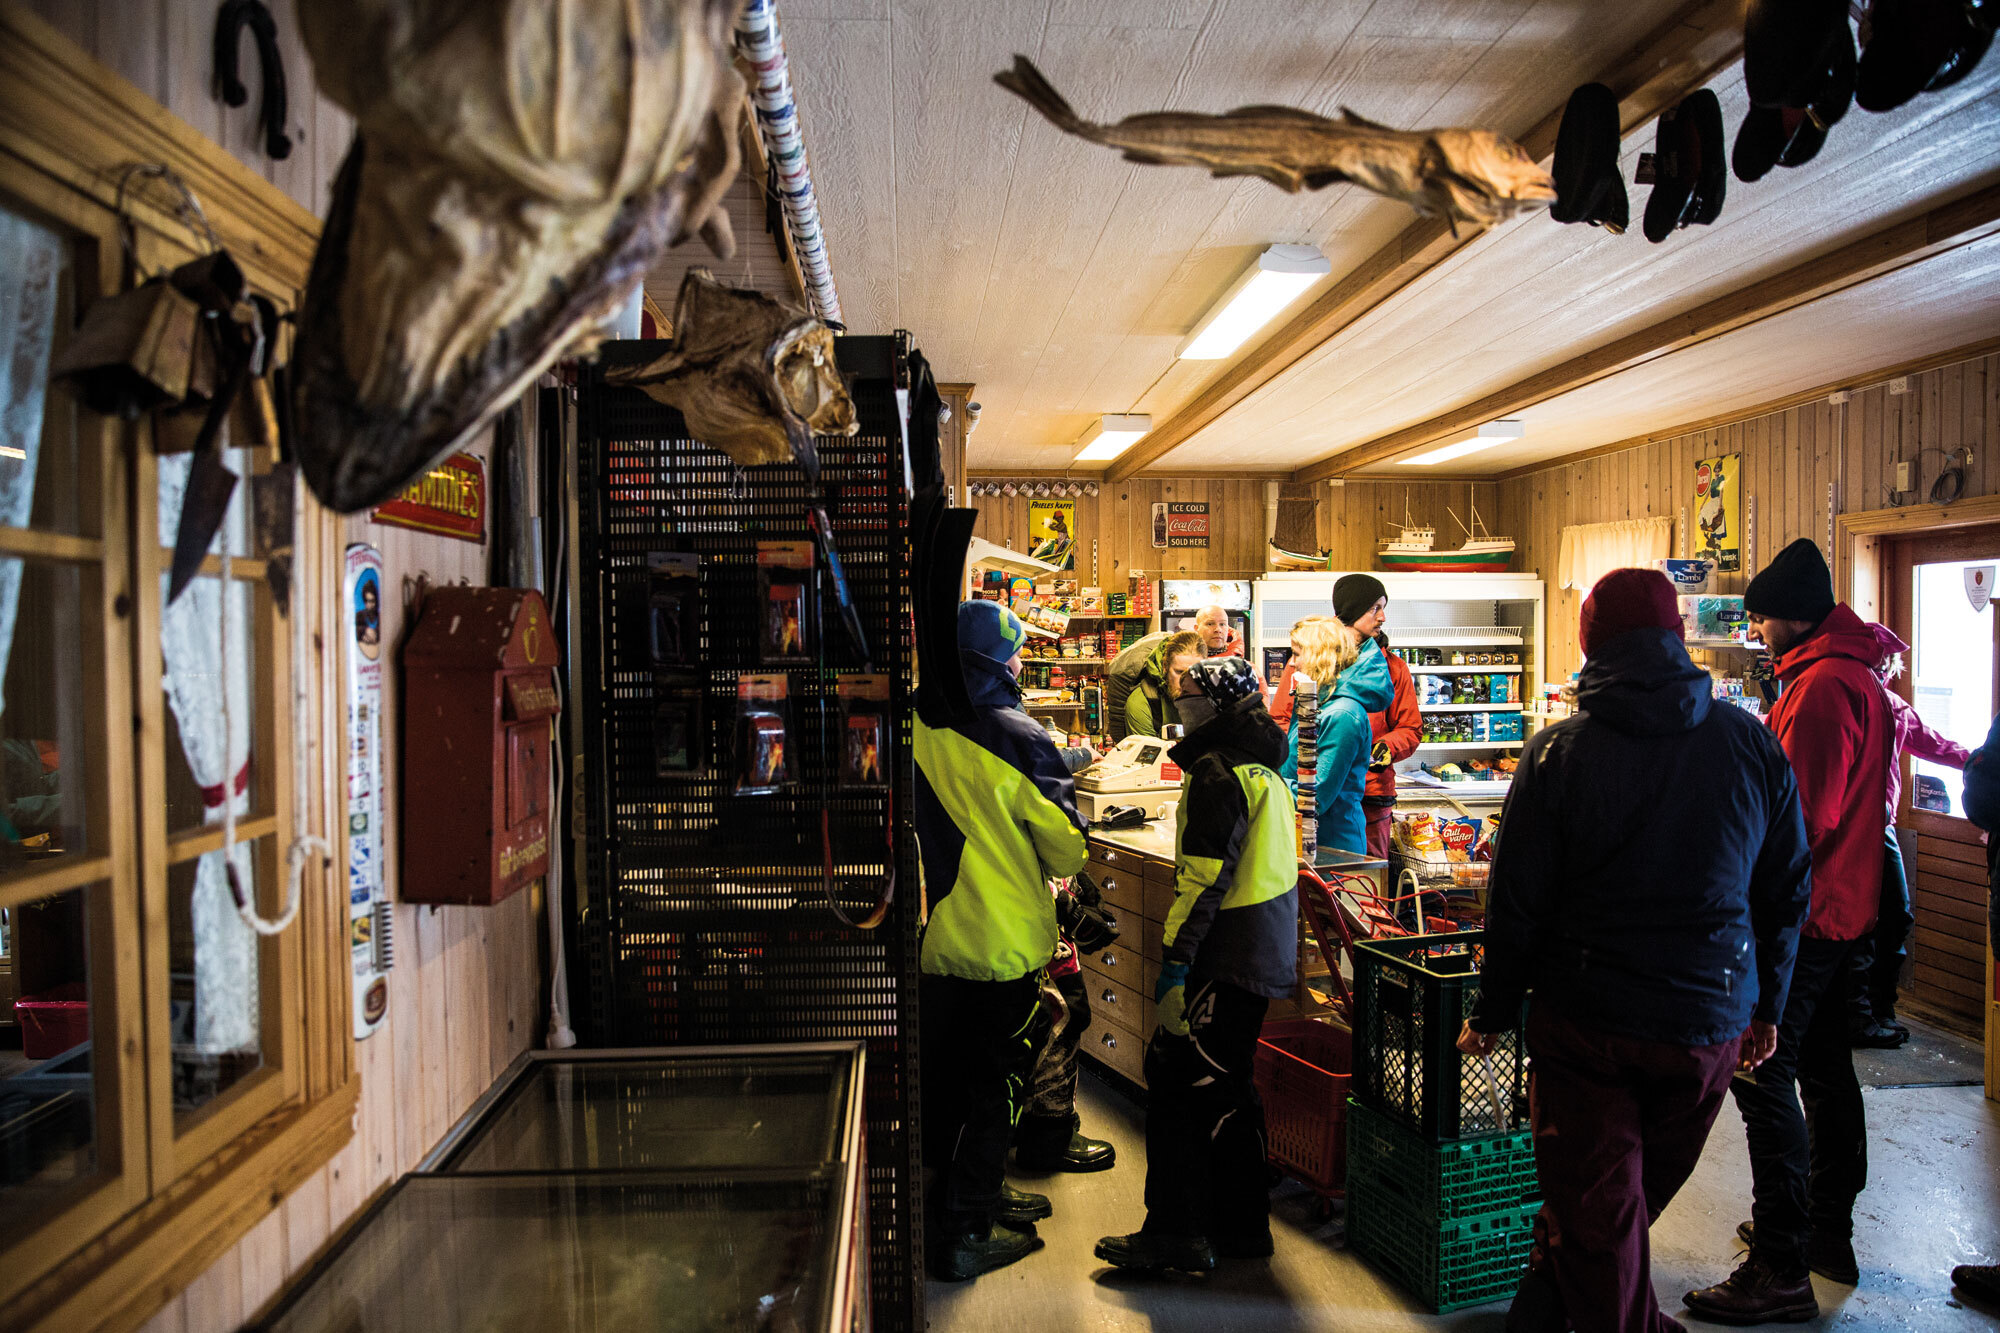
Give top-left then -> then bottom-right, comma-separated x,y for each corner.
1347,1177 -> 1537,1314
1352,931 -> 1529,1139
1346,1098 -> 1539,1223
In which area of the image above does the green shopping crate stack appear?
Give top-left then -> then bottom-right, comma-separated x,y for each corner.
1346,932 -> 1540,1313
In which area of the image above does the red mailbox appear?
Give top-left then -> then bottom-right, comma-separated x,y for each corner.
403,586 -> 561,905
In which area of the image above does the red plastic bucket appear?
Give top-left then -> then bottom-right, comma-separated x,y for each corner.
15,981 -> 89,1059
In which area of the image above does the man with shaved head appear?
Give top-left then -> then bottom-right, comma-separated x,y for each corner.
1193,605 -> 1244,659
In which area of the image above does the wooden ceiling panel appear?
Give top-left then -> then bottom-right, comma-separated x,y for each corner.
1371,234 -> 2000,476
784,0 -> 1704,469
1151,57 -> 2000,471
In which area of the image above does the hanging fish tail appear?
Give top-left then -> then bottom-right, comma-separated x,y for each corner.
995,56 -> 1092,139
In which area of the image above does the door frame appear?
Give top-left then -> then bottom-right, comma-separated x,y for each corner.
1837,497 -> 2000,1101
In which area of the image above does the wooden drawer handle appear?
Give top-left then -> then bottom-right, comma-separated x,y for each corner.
1101,989 -> 1117,1005
1101,876 -> 1118,895
1100,1032 -> 1118,1051
1101,951 -> 1118,966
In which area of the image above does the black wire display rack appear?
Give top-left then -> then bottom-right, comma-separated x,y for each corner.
575,335 -> 924,1330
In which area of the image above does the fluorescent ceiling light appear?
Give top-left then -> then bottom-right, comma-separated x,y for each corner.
1178,244 -> 1332,360
0,446 -> 25,461
1074,414 -> 1152,463
1398,420 -> 1525,466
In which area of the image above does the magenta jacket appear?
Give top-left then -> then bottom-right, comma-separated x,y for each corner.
1868,623 -> 1970,812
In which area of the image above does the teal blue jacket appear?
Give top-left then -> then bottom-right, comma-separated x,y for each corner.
1281,640 -> 1395,856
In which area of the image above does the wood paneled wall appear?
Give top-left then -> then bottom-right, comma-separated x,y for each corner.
22,5 -> 544,1326
1494,350 -> 2000,1024
1493,352 -> 2000,684
969,478 -> 1502,586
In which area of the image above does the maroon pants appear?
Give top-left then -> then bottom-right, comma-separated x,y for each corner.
1363,805 -> 1393,859
1516,1003 -> 1737,1333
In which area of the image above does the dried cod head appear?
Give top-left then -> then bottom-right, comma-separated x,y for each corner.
292,0 -> 749,512
606,269 -> 855,478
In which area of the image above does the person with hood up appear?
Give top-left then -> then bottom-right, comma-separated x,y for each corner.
1094,655 -> 1297,1275
1847,622 -> 1968,1049
1332,573 -> 1424,858
1458,569 -> 1811,1333
1687,539 -> 1893,1323
1121,630 -> 1205,739
914,600 -> 1089,1282
1281,616 -> 1395,857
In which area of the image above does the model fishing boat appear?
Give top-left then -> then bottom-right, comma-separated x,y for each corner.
1377,495 -> 1514,572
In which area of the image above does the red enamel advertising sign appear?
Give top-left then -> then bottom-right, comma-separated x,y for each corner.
371,451 -> 486,542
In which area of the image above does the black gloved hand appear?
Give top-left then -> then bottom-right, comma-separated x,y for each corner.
1057,890 -> 1120,954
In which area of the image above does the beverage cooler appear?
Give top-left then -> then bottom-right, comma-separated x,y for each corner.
252,1044 -> 871,1333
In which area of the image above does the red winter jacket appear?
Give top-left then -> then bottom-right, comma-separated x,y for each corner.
1366,650 -> 1423,802
1766,605 -> 1893,940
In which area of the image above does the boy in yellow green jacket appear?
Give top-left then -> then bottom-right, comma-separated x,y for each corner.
1095,655 -> 1298,1274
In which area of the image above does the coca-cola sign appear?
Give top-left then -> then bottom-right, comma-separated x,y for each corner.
1151,500 -> 1210,549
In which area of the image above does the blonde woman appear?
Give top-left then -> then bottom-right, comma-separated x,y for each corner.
1280,616 -> 1392,856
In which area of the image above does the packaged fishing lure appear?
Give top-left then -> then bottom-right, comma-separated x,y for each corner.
734,674 -> 794,796
652,670 -> 705,776
837,674 -> 892,789
756,540 -> 816,665
645,551 -> 701,669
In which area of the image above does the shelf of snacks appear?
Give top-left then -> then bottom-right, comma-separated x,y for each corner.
1416,740 -> 1526,752
1420,703 -> 1528,713
1408,664 -> 1520,674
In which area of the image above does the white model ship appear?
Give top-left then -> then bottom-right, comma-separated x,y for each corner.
1378,494 -> 1513,572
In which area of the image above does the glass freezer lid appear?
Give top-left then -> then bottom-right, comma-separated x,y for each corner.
256,1171 -> 843,1333
434,1050 -> 859,1174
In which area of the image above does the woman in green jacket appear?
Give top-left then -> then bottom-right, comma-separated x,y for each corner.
1123,631 -> 1205,738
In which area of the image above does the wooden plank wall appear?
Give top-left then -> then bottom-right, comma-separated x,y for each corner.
22,5 -> 545,1326
968,478 -> 1502,586
1493,352 -> 2000,683
1494,350 -> 2000,1023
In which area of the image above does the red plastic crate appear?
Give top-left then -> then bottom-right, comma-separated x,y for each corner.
15,982 -> 89,1059
1254,1017 -> 1352,1198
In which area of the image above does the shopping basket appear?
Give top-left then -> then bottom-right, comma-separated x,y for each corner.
1253,1017 -> 1351,1220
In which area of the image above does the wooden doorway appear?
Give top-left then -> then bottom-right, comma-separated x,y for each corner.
1883,527 -> 1997,1026
1838,496 -> 2000,1100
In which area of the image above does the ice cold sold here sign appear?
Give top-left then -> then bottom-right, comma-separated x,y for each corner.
1153,501 -> 1211,549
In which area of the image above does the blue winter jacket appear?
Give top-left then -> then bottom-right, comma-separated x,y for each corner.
1959,713 -> 2000,951
1281,640 -> 1394,857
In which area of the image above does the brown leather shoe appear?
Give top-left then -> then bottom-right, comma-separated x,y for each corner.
1684,1252 -> 1818,1325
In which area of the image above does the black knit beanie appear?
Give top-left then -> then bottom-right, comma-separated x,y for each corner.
1333,573 -> 1388,626
1743,538 -> 1835,623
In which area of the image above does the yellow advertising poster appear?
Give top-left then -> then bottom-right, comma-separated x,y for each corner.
1694,453 -> 1741,573
1027,498 -> 1076,570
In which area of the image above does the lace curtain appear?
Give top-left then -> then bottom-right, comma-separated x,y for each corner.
159,452 -> 258,1055
1558,516 -> 1675,594
0,208 -> 62,713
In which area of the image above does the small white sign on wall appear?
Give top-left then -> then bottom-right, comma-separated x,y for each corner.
1966,565 -> 1995,614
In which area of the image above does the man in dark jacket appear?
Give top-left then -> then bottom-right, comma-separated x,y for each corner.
914,601 -> 1089,1281
1460,569 -> 1811,1333
1946,714 -> 2000,1307
1688,539 -> 1893,1322
1333,574 -> 1423,858
1095,656 -> 1297,1275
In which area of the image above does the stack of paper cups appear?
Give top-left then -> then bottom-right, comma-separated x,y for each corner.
1294,672 -> 1318,860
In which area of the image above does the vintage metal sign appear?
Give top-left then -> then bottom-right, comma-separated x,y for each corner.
1152,501 -> 1211,549
345,544 -> 391,1038
371,450 -> 486,543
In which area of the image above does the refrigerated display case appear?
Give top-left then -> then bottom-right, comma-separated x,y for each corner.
253,1044 -> 870,1333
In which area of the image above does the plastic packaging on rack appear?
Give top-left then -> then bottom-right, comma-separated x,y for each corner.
836,673 -> 891,789
756,540 -> 816,664
733,674 -> 795,796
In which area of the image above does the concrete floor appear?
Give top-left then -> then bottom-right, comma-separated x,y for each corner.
929,1023 -> 2000,1331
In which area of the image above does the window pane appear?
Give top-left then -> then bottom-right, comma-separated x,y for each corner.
1909,558 -> 1996,818
0,558 -> 88,872
161,574 -> 257,835
158,446 -> 255,559
0,886 -> 99,1240
169,835 -> 270,1119
0,202 -> 84,537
